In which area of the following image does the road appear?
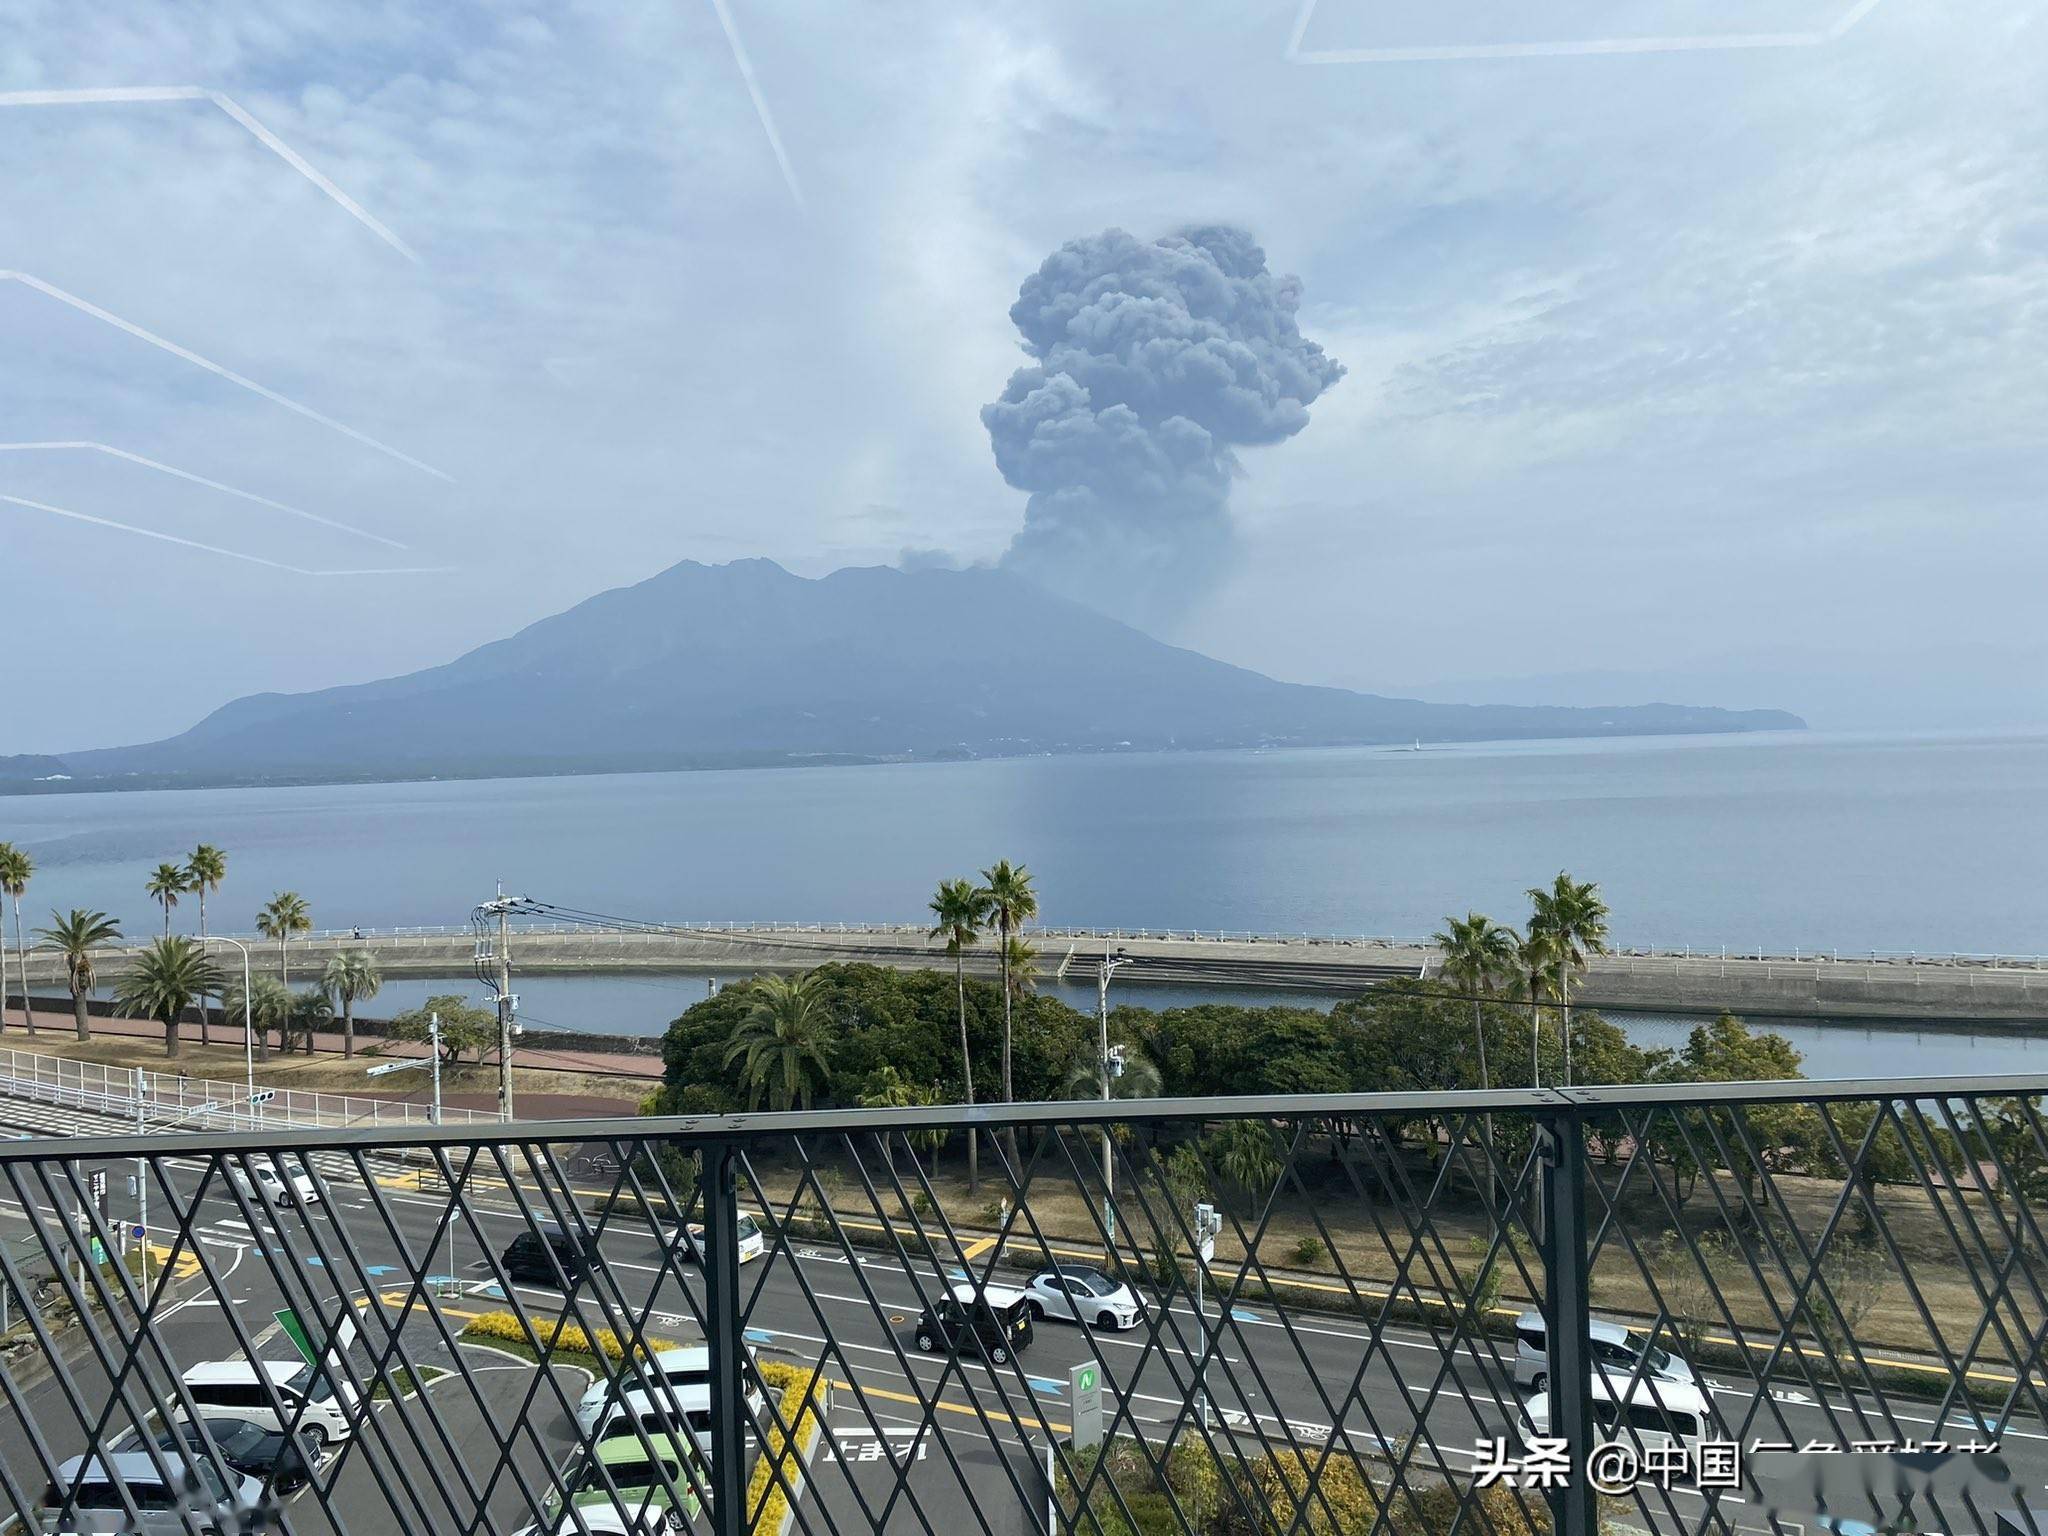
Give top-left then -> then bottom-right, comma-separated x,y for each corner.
0,1103 -> 2038,1536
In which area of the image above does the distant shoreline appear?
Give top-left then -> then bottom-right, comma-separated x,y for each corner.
0,724 -> 1811,798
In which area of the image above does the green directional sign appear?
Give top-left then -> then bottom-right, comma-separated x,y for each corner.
275,1308 -> 321,1367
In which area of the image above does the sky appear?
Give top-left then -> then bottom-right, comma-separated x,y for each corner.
4,0 -> 2045,752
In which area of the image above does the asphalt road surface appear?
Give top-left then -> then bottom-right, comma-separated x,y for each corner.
0,1107 -> 2038,1536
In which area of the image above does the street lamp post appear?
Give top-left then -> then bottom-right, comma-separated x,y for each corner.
190,935 -> 255,1107
1095,943 -> 1132,1249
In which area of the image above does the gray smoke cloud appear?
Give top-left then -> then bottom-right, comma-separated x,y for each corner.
981,225 -> 1344,624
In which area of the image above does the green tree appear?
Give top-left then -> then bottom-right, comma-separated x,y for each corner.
113,937 -> 219,1059
1515,925 -> 1559,1089
186,843 -> 227,1045
1205,1119 -> 1282,1214
388,995 -> 497,1062
0,843 -> 35,1034
285,987 -> 332,1055
322,950 -> 381,1059
1660,1012 -> 1815,1207
1433,911 -> 1521,1214
256,891 -> 311,986
724,972 -> 835,1111
224,975 -> 293,1063
928,876 -> 992,1192
977,860 -> 1038,1118
855,1065 -> 945,1180
1063,1049 -> 1162,1103
1526,871 -> 1609,1087
36,908 -> 121,1043
146,861 -> 189,938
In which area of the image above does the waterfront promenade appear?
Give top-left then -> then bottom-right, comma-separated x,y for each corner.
18,921 -> 2048,1024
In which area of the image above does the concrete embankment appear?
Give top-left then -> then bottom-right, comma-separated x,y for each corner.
22,924 -> 2048,1027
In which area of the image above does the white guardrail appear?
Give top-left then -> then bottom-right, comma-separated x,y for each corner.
0,1048 -> 501,1133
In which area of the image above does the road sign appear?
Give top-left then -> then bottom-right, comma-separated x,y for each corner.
89,1170 -> 106,1200
364,1062 -> 414,1078
1069,1361 -> 1104,1451
276,1308 -> 321,1367
131,1225 -> 145,1241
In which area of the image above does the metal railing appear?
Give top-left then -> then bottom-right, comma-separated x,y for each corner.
0,1078 -> 2042,1534
0,1046 -> 501,1131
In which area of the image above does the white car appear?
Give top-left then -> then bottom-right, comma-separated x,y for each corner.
227,1161 -> 321,1208
574,1344 -> 764,1436
512,1505 -> 686,1535
670,1213 -> 765,1265
1022,1264 -> 1144,1331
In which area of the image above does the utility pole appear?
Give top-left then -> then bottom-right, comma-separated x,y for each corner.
1095,943 -> 1131,1253
472,889 -> 525,1122
367,1012 -> 455,1295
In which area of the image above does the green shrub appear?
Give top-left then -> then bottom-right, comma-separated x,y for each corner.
1290,1236 -> 1326,1268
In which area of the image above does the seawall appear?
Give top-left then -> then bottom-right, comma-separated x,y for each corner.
20,924 -> 2048,1027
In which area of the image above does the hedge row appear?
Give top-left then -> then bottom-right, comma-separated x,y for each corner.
747,1360 -> 825,1536
462,1309 -> 681,1366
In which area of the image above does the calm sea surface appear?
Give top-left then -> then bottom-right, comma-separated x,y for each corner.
7,730 -> 2046,1073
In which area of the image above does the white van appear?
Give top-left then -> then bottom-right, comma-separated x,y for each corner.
1522,1374 -> 1715,1458
179,1360 -> 360,1447
1512,1311 -> 1698,1393
228,1161 -> 322,1208
575,1345 -> 762,1436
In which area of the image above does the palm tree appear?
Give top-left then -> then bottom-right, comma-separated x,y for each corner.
113,937 -> 218,1059
928,877 -> 992,1192
1002,934 -> 1039,1000
146,862 -> 189,938
977,861 -> 1037,1122
1433,911 -> 1520,1215
286,988 -> 333,1055
0,843 -> 36,1033
224,976 -> 292,1063
36,909 -> 121,1042
1062,1050 -> 1162,1102
723,972 -> 834,1111
256,892 -> 312,986
1517,927 -> 1559,1089
1527,872 -> 1610,1088
187,844 -> 227,1045
322,951 -> 381,1059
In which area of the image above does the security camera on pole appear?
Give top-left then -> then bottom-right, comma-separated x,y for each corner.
1192,1200 -> 1223,1430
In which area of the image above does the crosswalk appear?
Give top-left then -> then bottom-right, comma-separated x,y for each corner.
0,1094 -> 368,1186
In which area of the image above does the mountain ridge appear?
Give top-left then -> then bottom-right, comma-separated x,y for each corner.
1,559 -> 1804,793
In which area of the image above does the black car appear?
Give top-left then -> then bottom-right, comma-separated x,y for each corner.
502,1227 -> 590,1284
912,1282 -> 1035,1365
117,1417 -> 323,1494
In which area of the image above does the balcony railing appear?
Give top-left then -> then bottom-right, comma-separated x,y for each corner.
0,1077 -> 2042,1535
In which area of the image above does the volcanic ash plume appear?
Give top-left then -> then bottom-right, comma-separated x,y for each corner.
981,225 -> 1344,624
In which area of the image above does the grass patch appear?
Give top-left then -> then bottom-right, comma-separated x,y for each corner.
371,1366 -> 448,1400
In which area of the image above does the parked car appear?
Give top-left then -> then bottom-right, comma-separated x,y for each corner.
670,1213 -> 765,1265
1511,1310 -> 1698,1393
37,1451 -> 260,1534
1521,1374 -> 1714,1459
177,1360 -> 360,1448
512,1504 -> 686,1535
501,1227 -> 592,1286
590,1382 -> 765,1460
116,1416 -> 325,1494
227,1161 -> 321,1208
912,1281 -> 1035,1365
575,1344 -> 761,1436
544,1433 -> 704,1528
1022,1264 -> 1144,1331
